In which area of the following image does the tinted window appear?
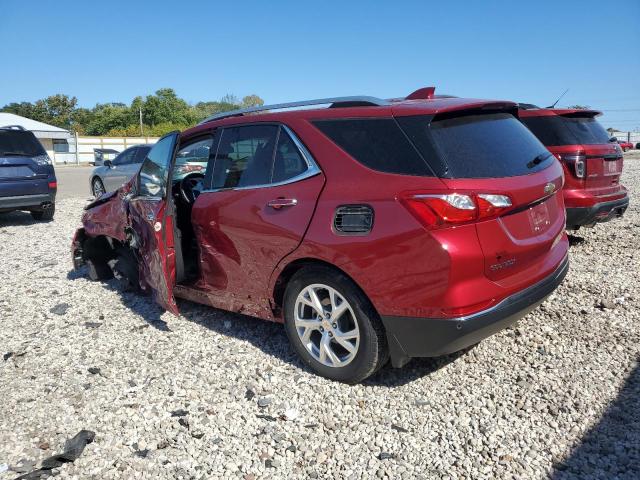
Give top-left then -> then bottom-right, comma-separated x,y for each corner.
138,134 -> 177,197
273,129 -> 308,183
0,130 -> 46,157
522,115 -> 610,146
113,148 -> 137,166
401,113 -> 552,178
212,125 -> 278,189
313,118 -> 433,176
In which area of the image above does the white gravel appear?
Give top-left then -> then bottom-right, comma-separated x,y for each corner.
1,154 -> 639,479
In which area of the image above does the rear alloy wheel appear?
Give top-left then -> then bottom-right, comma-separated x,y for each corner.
92,178 -> 106,197
30,204 -> 55,221
283,267 -> 388,383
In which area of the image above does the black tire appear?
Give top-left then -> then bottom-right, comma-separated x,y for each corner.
86,258 -> 113,281
283,266 -> 388,383
108,249 -> 139,291
30,204 -> 55,221
92,178 -> 106,198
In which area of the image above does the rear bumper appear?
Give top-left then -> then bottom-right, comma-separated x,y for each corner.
0,192 -> 55,212
566,195 -> 629,228
381,255 -> 569,368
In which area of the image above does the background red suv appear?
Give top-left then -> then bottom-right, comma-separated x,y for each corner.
519,105 -> 629,229
73,88 -> 569,382
615,138 -> 634,152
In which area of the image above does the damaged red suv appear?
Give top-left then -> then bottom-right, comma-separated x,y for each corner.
72,88 -> 569,383
519,105 -> 629,229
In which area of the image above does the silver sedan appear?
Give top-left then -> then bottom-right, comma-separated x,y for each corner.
90,145 -> 152,197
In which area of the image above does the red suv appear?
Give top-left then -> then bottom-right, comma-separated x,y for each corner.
72,88 -> 569,383
615,139 -> 633,152
519,105 -> 629,229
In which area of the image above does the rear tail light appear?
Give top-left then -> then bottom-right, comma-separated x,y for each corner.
400,192 -> 513,229
48,181 -> 57,189
557,153 -> 586,179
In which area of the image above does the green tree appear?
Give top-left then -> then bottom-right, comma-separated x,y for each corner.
241,94 -> 264,108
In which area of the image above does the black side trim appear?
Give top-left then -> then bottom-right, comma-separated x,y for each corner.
381,256 -> 569,368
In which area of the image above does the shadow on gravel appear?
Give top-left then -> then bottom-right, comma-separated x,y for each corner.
365,348 -> 472,387
567,234 -> 585,246
67,267 -> 171,331
551,364 -> 640,479
67,268 -> 466,383
0,210 -> 42,227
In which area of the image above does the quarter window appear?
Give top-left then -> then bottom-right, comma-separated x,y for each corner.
313,118 -> 433,176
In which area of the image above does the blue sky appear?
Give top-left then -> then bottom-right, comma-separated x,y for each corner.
1,0 -> 639,130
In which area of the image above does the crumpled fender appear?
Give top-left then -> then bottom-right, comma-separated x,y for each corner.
81,183 -> 133,242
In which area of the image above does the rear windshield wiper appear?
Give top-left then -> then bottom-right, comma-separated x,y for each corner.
527,152 -> 552,169
0,152 -> 32,157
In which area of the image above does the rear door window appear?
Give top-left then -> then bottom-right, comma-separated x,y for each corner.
398,113 -> 552,178
521,115 -> 610,146
211,125 -> 279,189
313,118 -> 433,176
113,148 -> 137,166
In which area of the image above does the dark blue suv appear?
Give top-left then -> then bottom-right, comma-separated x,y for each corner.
0,126 -> 57,220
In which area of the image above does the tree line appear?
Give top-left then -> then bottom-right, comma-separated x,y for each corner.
0,89 -> 264,137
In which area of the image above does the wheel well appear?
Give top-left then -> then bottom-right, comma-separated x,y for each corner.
272,258 -> 372,316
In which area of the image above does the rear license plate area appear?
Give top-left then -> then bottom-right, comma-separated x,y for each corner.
528,201 -> 551,233
604,159 -> 621,175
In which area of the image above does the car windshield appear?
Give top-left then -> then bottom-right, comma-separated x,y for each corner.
0,130 -> 46,156
521,115 -> 611,146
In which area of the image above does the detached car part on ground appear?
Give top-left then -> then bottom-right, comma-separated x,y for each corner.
519,106 -> 629,229
0,126 -> 56,220
72,88 -> 569,383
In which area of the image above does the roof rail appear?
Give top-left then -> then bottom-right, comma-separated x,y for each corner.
0,125 -> 26,131
198,96 -> 390,125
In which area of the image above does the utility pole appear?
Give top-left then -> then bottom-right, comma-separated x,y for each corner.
139,107 -> 144,137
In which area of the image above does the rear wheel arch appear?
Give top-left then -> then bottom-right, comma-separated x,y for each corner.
271,258 -> 375,318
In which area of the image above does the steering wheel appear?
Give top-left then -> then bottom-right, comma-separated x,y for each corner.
179,173 -> 205,204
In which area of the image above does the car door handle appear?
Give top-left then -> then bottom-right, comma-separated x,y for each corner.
267,198 -> 298,209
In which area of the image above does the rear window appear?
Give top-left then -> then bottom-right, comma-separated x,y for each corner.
521,115 -> 610,146
398,113 -> 552,178
313,118 -> 433,176
0,130 -> 46,157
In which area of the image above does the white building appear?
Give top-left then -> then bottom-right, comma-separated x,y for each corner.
0,112 -> 73,163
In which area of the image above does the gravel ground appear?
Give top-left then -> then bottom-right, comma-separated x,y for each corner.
1,154 -> 639,480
